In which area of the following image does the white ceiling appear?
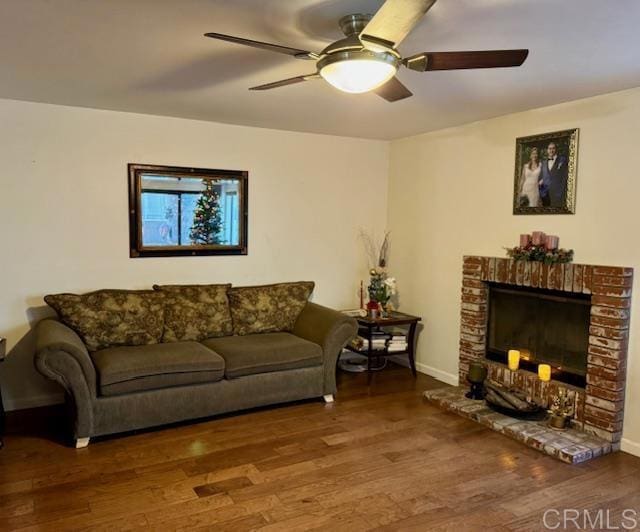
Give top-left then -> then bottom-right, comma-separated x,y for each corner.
1,0 -> 640,140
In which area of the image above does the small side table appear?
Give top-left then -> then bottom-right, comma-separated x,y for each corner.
344,311 -> 421,379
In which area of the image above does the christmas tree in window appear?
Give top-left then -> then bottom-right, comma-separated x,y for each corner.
189,180 -> 223,244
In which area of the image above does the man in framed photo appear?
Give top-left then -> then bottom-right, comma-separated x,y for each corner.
539,142 -> 568,208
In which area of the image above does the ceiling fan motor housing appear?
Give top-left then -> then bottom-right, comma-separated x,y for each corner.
317,49 -> 399,74
338,14 -> 372,36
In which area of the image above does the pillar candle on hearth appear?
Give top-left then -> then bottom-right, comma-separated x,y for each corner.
519,234 -> 531,247
531,231 -> 546,246
538,364 -> 552,382
508,350 -> 520,371
545,235 -> 559,250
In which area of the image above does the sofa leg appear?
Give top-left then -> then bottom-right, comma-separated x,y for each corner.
75,437 -> 90,449
323,394 -> 334,403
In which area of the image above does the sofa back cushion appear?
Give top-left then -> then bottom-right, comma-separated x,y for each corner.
152,284 -> 233,342
44,289 -> 165,352
227,281 -> 314,336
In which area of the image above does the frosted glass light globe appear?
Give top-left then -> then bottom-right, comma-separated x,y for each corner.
320,58 -> 397,94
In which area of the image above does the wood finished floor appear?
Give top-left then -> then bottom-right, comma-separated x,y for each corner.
2,364 -> 640,531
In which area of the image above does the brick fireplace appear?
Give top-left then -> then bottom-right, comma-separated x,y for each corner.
459,256 -> 633,446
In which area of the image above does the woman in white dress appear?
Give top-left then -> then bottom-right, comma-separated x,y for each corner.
519,147 -> 541,207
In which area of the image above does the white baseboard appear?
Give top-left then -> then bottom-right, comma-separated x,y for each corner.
621,438 -> 640,458
388,355 -> 459,386
416,362 -> 459,386
4,393 -> 64,412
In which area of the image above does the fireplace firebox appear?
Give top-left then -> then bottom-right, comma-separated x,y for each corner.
486,283 -> 590,387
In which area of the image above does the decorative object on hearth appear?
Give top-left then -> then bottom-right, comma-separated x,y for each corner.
465,361 -> 487,400
505,231 -> 574,264
538,363 -> 552,382
513,128 -> 579,215
547,388 -> 574,430
128,164 -> 248,258
485,383 -> 545,420
484,380 -> 545,420
507,350 -> 520,371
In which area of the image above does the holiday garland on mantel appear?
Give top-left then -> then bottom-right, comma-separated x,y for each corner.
505,231 -> 573,264
189,180 -> 223,245
505,244 -> 574,264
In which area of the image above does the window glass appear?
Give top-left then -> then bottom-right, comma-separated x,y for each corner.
141,193 -> 179,246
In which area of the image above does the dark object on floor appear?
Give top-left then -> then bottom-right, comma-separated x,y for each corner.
339,352 -> 387,373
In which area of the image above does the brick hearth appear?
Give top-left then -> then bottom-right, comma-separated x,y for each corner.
458,256 -> 633,447
424,387 -> 612,463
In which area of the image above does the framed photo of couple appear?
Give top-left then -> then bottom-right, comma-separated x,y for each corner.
513,128 -> 579,215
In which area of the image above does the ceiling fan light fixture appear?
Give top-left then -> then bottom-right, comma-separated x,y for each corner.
318,50 -> 398,94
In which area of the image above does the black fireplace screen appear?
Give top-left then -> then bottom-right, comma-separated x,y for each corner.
486,283 -> 590,386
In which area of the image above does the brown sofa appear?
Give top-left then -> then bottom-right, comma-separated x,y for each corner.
34,282 -> 357,447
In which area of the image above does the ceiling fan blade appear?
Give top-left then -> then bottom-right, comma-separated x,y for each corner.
374,77 -> 413,102
360,0 -> 437,51
249,73 -> 320,91
404,49 -> 529,72
204,32 -> 317,60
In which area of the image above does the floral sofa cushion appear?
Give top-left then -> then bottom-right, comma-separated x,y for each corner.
44,289 -> 165,351
227,281 -> 314,336
152,284 -> 233,342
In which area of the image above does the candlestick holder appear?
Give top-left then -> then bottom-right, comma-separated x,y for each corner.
465,362 -> 487,400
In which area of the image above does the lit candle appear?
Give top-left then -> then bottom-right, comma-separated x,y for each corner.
519,234 -> 531,247
538,364 -> 552,382
531,231 -> 546,246
508,350 -> 520,371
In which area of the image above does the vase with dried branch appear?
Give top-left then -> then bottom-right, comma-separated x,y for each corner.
359,230 -> 397,317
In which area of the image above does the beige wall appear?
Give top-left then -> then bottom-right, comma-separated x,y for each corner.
3,86 -> 640,456
388,87 -> 640,455
0,98 -> 388,410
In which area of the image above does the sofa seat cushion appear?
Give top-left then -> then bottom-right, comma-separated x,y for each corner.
91,342 -> 225,396
202,332 -> 322,379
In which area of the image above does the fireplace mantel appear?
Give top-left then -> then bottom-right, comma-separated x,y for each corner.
459,256 -> 633,445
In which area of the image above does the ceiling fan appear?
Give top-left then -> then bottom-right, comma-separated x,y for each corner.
204,0 -> 529,102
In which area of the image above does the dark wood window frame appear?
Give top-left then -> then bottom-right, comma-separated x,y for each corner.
128,163 -> 248,258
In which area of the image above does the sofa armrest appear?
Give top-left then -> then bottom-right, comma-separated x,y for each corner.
293,302 -> 358,395
34,319 -> 96,438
